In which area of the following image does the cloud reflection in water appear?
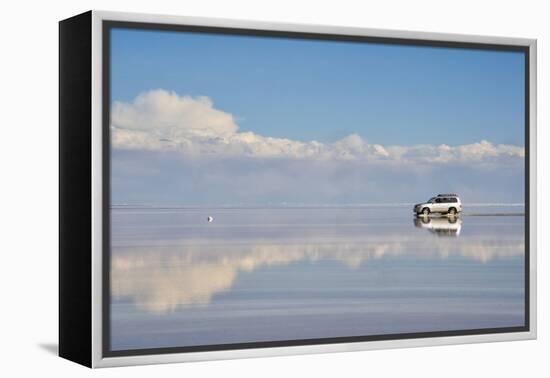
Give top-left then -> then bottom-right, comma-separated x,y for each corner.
112,232 -> 523,313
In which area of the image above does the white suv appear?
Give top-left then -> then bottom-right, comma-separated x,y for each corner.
414,194 -> 462,216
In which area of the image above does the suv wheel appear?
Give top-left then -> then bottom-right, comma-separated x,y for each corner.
448,207 -> 457,215
421,207 -> 430,216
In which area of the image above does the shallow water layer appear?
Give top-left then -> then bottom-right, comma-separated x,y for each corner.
110,206 -> 525,351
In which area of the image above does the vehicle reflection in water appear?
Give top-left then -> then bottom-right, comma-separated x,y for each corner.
414,215 -> 462,237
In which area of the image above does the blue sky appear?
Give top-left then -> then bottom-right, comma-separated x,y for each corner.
109,28 -> 526,205
111,28 -> 525,146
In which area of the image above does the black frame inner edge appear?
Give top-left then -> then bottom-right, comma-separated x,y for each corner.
101,20 -> 531,358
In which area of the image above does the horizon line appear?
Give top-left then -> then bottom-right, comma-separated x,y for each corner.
110,202 -> 526,210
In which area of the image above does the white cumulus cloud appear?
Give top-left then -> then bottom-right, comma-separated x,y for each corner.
111,90 -> 524,164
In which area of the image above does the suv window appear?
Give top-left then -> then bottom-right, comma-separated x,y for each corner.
450,198 -> 457,203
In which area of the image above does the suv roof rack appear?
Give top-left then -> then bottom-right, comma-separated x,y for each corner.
437,193 -> 458,197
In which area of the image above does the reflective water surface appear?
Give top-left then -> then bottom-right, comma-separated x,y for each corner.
110,206 -> 525,351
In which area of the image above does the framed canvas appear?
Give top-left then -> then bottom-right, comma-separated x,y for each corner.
59,10 -> 537,368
